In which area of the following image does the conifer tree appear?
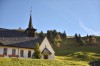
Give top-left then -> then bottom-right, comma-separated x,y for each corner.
47,30 -> 53,42
39,31 -> 45,38
62,31 -> 67,39
74,33 -> 84,46
75,33 -> 78,40
33,43 -> 41,59
52,30 -> 57,38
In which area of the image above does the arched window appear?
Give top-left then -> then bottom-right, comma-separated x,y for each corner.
28,51 -> 31,57
3,48 -> 7,55
20,50 -> 24,57
12,49 -> 16,55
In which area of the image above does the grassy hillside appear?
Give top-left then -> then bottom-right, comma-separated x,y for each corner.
54,46 -> 100,56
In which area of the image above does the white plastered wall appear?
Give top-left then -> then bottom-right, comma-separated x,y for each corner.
0,46 -> 34,58
40,37 -> 55,59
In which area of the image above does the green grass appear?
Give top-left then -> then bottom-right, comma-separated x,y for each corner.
54,45 -> 100,56
0,58 -> 89,66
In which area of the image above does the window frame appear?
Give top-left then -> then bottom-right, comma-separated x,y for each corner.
28,51 -> 31,58
12,49 -> 16,55
20,50 -> 24,57
3,48 -> 7,55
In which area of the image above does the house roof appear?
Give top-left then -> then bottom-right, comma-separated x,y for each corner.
0,28 -> 43,49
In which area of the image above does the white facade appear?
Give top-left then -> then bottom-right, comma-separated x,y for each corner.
0,46 -> 34,58
0,37 -> 55,59
40,37 -> 55,59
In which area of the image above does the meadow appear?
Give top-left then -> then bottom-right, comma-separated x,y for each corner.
0,57 -> 89,66
0,46 -> 100,66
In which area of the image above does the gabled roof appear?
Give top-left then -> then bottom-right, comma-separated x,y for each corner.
42,48 -> 52,54
0,28 -> 43,49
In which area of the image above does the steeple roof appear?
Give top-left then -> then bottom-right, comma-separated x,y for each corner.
28,14 -> 33,29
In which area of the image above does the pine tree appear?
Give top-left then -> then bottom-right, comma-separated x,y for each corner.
47,30 -> 53,42
75,33 -> 78,40
33,43 -> 41,59
74,33 -> 84,46
79,34 -> 81,39
39,31 -> 45,39
62,31 -> 67,39
52,30 -> 57,38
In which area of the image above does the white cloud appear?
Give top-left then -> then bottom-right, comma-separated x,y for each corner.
79,20 -> 100,35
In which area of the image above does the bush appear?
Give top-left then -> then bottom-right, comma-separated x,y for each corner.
33,43 -> 41,59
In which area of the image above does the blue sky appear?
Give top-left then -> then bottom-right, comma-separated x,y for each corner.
0,0 -> 100,36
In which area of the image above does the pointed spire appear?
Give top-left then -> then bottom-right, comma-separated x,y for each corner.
28,15 -> 33,29
28,7 -> 33,29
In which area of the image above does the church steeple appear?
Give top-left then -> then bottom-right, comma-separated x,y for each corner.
25,8 -> 36,37
28,8 -> 33,29
28,14 -> 33,29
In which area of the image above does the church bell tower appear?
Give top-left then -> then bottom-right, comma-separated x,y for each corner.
25,9 -> 36,37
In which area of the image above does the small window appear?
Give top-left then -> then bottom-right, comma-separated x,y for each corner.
12,49 -> 16,55
28,51 -> 31,57
20,50 -> 24,57
3,48 -> 7,55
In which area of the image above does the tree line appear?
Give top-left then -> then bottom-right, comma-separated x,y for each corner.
38,30 -> 67,47
74,33 -> 97,46
37,30 -> 98,47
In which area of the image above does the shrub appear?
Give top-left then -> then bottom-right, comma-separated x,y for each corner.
33,43 -> 41,59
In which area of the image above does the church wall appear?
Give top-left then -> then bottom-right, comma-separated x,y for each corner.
40,37 -> 55,59
0,46 -> 34,58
